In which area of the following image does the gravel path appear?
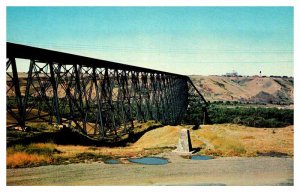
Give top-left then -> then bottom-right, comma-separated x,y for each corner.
7,154 -> 293,186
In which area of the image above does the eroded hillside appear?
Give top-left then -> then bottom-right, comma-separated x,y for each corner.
190,75 -> 293,104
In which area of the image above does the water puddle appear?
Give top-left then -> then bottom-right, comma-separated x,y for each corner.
181,155 -> 214,160
104,159 -> 121,164
128,157 -> 169,165
190,155 -> 213,160
181,155 -> 213,160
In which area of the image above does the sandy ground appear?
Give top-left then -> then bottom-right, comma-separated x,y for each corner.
7,153 -> 293,186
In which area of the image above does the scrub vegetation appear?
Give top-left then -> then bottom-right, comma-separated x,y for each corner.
208,105 -> 293,128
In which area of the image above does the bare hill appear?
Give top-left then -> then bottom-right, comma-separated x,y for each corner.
190,75 -> 294,104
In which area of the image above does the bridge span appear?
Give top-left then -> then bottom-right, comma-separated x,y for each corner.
6,42 -> 208,141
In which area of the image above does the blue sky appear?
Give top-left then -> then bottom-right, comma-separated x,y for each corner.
7,7 -> 293,76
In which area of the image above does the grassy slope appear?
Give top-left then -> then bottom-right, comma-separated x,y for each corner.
195,124 -> 293,157
7,124 -> 293,168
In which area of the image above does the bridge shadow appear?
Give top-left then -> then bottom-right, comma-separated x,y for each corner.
115,124 -> 163,146
7,124 -> 164,147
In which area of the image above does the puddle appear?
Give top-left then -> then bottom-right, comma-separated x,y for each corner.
104,159 -> 121,164
181,155 -> 214,160
190,155 -> 213,160
128,157 -> 169,165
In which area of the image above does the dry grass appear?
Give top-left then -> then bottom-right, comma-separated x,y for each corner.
31,143 -> 56,149
132,125 -> 180,149
7,143 -> 58,168
194,124 -> 293,157
7,152 -> 54,168
7,123 -> 293,168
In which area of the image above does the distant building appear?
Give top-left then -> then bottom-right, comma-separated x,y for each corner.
224,70 -> 238,77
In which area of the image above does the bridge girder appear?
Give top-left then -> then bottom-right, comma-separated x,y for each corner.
6,42 -> 208,141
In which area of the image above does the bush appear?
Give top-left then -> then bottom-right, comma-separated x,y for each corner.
207,105 -> 293,128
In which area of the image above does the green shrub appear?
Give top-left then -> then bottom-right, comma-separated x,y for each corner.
207,105 -> 293,128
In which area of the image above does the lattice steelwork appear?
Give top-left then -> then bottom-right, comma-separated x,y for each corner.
6,43 -> 208,140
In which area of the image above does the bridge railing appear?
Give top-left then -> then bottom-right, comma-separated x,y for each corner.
6,42 -> 208,140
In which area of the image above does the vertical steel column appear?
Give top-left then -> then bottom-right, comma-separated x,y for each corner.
93,67 -> 105,137
125,71 -> 134,130
168,77 -> 177,124
149,73 -> 157,121
131,72 -> 142,122
49,62 -> 61,124
160,74 -> 167,123
104,67 -> 117,136
156,74 -> 164,123
74,64 -> 86,132
116,70 -> 128,133
136,72 -> 145,122
10,58 -> 25,127
21,60 -> 34,124
142,72 -> 152,120
165,76 -> 171,123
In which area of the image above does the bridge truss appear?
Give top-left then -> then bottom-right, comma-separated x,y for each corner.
6,42 -> 208,140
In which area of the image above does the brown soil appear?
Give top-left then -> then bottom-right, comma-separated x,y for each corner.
190,75 -> 293,103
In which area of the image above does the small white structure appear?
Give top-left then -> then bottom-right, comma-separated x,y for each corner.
173,129 -> 193,154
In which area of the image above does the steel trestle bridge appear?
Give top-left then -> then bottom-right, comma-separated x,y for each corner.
6,42 -> 208,141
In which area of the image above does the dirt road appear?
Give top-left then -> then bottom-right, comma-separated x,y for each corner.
7,154 -> 293,186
